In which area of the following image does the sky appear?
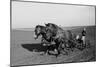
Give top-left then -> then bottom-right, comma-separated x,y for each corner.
12,1 -> 95,29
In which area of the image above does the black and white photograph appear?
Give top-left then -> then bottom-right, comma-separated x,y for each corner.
11,0 -> 96,66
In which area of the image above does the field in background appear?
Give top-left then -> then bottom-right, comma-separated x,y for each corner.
11,26 -> 96,66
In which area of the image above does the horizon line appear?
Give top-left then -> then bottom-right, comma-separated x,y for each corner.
11,25 -> 96,29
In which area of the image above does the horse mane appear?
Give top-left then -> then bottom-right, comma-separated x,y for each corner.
47,23 -> 58,29
36,25 -> 44,28
45,23 -> 63,31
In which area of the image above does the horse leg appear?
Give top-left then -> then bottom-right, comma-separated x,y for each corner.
52,42 -> 60,57
60,42 -> 68,55
34,35 -> 39,40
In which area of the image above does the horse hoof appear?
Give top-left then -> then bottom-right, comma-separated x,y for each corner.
39,52 -> 46,55
43,43 -> 47,46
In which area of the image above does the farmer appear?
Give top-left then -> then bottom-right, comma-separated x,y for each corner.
81,28 -> 86,45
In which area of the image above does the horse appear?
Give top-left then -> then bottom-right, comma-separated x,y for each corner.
34,25 -> 57,55
34,25 -> 52,43
45,23 -> 71,55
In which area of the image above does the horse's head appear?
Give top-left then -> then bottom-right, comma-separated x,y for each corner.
45,23 -> 58,36
34,25 -> 43,39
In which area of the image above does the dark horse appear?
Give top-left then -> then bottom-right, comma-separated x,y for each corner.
34,25 -> 54,44
45,23 -> 70,55
34,25 -> 57,55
